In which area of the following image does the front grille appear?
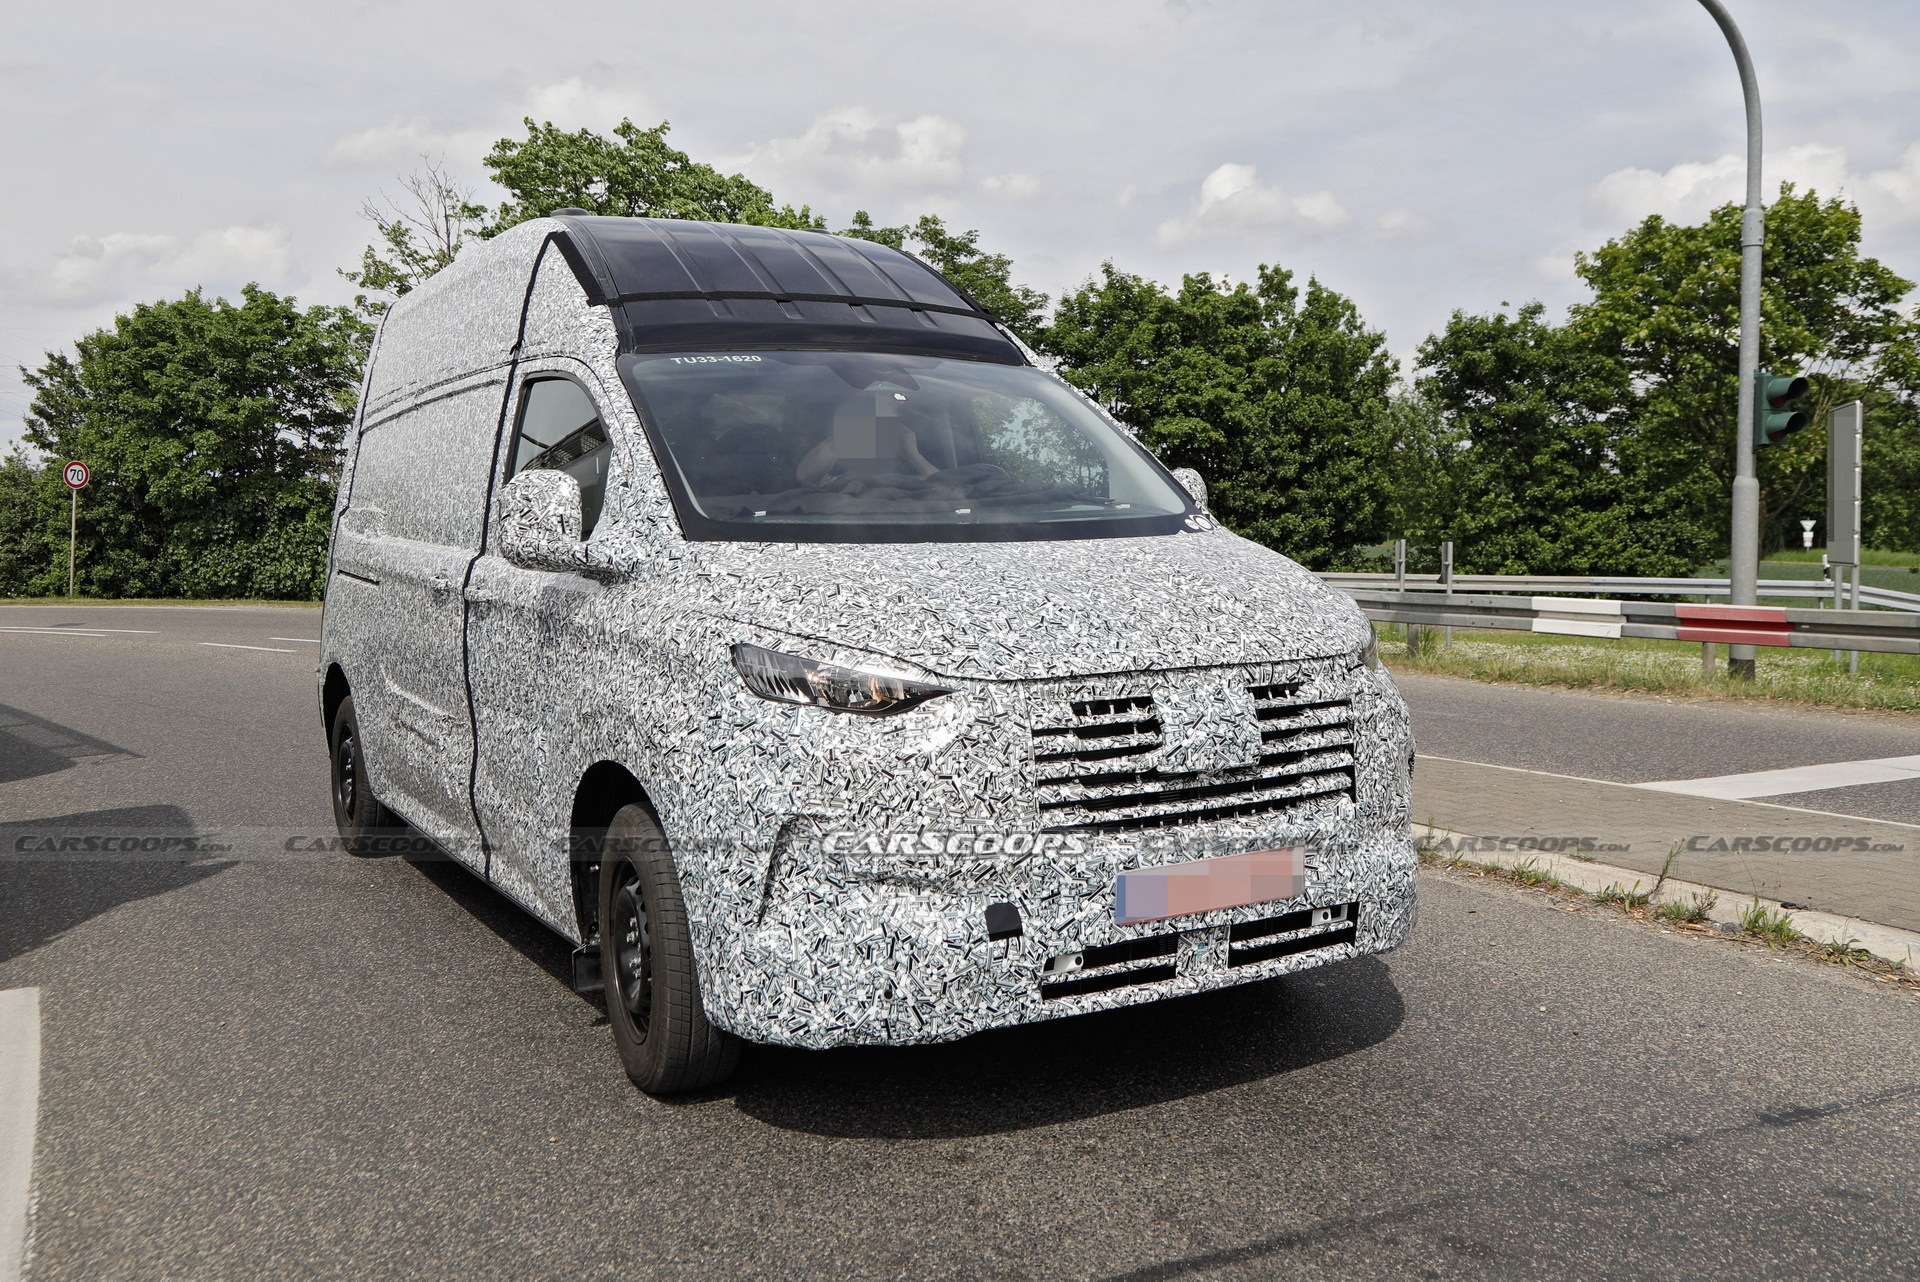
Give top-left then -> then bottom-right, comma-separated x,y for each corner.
1032,680 -> 1355,833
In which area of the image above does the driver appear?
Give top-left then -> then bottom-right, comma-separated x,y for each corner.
796,389 -> 939,486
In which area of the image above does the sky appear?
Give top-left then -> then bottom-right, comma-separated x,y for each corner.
5,0 -> 1920,452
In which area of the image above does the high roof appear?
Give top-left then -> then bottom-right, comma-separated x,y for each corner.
549,216 -> 1022,363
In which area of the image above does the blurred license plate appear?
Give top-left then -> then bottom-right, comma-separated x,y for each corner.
1114,847 -> 1306,926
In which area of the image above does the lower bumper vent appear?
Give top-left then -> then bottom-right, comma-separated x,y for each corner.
1227,902 -> 1361,968
1039,963 -> 1177,1001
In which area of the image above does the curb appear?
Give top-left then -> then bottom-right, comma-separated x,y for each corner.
1418,824 -> 1920,972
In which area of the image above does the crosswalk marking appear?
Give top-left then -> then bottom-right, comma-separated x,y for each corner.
0,988 -> 40,1282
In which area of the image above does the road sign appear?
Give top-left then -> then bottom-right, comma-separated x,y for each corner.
1828,401 -> 1862,567
62,461 -> 89,489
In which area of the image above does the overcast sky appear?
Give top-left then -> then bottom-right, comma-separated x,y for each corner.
6,0 -> 1919,451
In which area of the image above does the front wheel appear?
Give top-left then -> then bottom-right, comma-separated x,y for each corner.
329,695 -> 398,855
597,804 -> 740,1094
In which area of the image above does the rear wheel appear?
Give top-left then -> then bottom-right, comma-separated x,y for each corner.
598,804 -> 740,1094
329,695 -> 398,854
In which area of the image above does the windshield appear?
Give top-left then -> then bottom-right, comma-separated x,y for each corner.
618,351 -> 1195,543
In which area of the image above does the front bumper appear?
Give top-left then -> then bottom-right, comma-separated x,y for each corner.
702,823 -> 1417,1049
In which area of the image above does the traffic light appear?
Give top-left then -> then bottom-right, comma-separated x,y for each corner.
1753,371 -> 1811,448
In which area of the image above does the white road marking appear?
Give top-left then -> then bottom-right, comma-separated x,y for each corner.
1637,755 -> 1920,800
269,637 -> 322,644
0,628 -> 109,638
0,988 -> 40,1282
45,628 -> 157,634
198,642 -> 296,654
1418,755 -> 1920,832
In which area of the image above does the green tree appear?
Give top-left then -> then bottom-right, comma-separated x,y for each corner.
841,211 -> 1048,342
1411,303 -> 1690,574
18,286 -> 369,599
1379,387 -> 1470,562
0,450 -> 57,597
346,122 -> 1048,341
482,118 -> 822,233
1860,388 -> 1920,554
1410,187 -> 1919,574
1041,263 -> 1396,568
1572,186 -> 1917,557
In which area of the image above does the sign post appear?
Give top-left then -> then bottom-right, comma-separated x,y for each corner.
61,461 -> 88,598
1828,401 -> 1863,671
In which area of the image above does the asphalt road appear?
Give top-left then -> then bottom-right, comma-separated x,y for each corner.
1394,672 -> 1920,826
4,605 -> 1920,1281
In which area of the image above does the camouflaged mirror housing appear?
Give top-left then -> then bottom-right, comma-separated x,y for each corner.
320,215 -> 1416,1092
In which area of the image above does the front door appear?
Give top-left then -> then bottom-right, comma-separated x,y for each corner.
466,367 -> 619,919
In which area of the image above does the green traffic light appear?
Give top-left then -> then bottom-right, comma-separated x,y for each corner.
1753,370 -> 1811,448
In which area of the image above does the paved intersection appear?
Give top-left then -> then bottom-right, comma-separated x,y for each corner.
2,606 -> 1918,1281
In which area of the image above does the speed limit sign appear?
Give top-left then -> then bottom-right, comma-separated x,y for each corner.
63,460 -> 89,489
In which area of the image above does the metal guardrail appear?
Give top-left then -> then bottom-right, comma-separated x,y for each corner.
1319,573 -> 1920,614
1339,590 -> 1920,655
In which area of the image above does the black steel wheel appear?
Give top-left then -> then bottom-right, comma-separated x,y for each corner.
328,695 -> 398,855
596,804 -> 740,1094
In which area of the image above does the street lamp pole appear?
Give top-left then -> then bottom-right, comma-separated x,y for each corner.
1695,0 -> 1764,680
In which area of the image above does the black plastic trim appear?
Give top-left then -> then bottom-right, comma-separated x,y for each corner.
1039,963 -> 1177,1001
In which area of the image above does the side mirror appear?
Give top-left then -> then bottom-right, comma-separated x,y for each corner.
1171,466 -> 1208,510
497,470 -> 589,572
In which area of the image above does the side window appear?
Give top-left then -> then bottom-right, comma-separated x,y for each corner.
511,377 -> 612,537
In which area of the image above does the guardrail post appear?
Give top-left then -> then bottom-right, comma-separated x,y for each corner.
1440,541 -> 1454,648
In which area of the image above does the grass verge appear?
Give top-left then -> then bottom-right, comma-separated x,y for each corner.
0,597 -> 320,608
1417,838 -> 1920,992
1381,625 -> 1920,713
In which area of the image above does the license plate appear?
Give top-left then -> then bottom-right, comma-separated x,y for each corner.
1114,847 -> 1306,926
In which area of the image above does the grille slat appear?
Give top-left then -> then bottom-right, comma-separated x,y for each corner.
1254,698 -> 1347,721
1030,676 -> 1358,834
1039,755 -> 1354,813
1034,740 -> 1162,766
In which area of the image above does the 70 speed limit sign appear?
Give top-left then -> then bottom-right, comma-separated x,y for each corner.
63,460 -> 89,489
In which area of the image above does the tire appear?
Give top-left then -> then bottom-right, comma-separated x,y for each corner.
329,695 -> 399,855
598,804 -> 740,1094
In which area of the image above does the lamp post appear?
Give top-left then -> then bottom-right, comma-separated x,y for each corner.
1694,0 -> 1765,680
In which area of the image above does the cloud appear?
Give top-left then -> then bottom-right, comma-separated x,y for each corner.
982,172 -> 1041,199
737,108 -> 970,192
1156,163 -> 1352,245
1589,142 -> 1920,228
519,77 -> 659,130
329,78 -> 660,169
26,226 -> 294,307
329,117 -> 483,167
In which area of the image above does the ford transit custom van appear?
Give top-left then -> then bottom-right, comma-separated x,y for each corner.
320,215 -> 1416,1093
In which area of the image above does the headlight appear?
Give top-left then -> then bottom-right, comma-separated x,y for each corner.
1353,623 -> 1381,671
730,643 -> 954,714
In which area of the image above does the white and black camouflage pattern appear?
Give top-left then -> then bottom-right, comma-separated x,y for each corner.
321,218 -> 1417,1050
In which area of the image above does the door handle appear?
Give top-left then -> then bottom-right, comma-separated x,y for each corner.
430,571 -> 455,595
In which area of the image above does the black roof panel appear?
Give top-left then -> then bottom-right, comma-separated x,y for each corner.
551,216 -> 1022,362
